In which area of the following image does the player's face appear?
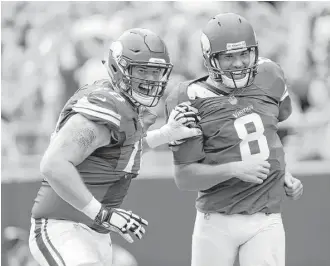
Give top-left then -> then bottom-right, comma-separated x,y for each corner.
217,50 -> 251,80
131,66 -> 165,81
130,66 -> 166,96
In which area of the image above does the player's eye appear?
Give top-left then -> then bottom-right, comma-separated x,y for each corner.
152,69 -> 161,76
241,51 -> 249,57
137,69 -> 147,75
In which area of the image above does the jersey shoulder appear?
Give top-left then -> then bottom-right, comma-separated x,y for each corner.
72,80 -> 127,130
253,57 -> 287,102
165,75 -> 212,112
164,78 -> 196,117
57,80 -> 130,134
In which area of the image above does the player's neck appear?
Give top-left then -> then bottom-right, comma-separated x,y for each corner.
112,83 -> 139,110
206,77 -> 233,95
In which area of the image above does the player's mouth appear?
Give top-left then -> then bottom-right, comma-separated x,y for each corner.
138,84 -> 151,94
231,70 -> 247,80
138,84 -> 158,96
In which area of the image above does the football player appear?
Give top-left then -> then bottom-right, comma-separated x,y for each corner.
28,28 -> 202,266
165,14 -> 303,266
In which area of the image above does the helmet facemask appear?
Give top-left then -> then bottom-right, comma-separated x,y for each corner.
124,61 -> 172,107
206,46 -> 258,89
106,41 -> 173,107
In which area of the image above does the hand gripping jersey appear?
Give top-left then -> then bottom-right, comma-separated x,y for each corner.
32,79 -> 157,232
165,58 -> 290,215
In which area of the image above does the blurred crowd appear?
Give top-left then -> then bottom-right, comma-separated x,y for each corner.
2,1 -> 330,172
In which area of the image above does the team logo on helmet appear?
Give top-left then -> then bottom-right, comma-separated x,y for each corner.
110,41 -> 123,60
201,32 -> 211,56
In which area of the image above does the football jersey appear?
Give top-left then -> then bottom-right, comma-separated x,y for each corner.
32,79 -> 157,232
165,58 -> 289,215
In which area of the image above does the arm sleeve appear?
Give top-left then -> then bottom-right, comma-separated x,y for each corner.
275,65 -> 292,121
278,92 -> 292,122
172,135 -> 205,165
271,61 -> 289,103
280,84 -> 289,102
72,92 -> 121,132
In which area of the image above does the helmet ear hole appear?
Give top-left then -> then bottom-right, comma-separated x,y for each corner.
111,64 -> 117,73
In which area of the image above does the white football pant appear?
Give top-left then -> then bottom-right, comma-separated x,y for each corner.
192,210 -> 285,266
29,218 -> 112,266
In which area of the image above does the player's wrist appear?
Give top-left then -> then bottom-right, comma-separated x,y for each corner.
145,126 -> 171,148
81,197 -> 102,220
227,162 -> 238,178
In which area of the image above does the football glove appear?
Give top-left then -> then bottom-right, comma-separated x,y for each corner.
94,206 -> 148,243
145,102 -> 201,148
172,102 -> 200,128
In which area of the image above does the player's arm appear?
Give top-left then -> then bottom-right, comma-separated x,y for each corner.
175,159 -> 271,192
172,137 -> 271,191
42,95 -> 148,243
40,113 -> 110,213
278,86 -> 292,122
175,162 -> 235,191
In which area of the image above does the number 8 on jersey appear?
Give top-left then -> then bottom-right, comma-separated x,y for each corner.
234,113 -> 270,161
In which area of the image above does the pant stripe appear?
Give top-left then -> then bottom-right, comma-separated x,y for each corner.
44,219 -> 67,266
34,218 -> 66,266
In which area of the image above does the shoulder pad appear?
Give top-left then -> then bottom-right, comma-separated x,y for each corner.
187,83 -> 219,99
257,57 -> 284,77
167,75 -> 209,103
255,57 -> 287,102
165,76 -> 209,120
72,88 -> 123,130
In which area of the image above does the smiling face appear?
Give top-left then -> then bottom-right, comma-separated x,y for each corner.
217,49 -> 251,80
129,65 -> 167,106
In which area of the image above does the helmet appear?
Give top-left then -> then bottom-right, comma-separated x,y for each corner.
201,13 -> 259,89
104,28 -> 173,107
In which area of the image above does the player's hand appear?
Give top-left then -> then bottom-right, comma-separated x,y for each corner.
284,172 -> 303,200
94,206 -> 148,243
164,102 -> 202,141
172,102 -> 201,128
231,160 -> 270,184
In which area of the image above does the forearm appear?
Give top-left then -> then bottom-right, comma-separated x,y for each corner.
40,159 -> 99,217
144,126 -> 171,149
175,162 -> 234,191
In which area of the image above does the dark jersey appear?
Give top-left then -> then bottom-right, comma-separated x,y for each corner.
165,58 -> 290,215
31,79 -> 157,232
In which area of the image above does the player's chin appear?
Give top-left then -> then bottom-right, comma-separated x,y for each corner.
132,91 -> 157,106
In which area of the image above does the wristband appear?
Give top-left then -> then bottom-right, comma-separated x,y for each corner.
81,197 -> 102,220
145,126 -> 170,148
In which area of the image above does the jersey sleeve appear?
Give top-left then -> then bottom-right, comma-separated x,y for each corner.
72,91 -> 121,131
278,92 -> 292,122
172,135 -> 206,165
280,84 -> 289,102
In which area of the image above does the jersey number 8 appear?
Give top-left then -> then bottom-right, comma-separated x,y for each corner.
234,113 -> 270,161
